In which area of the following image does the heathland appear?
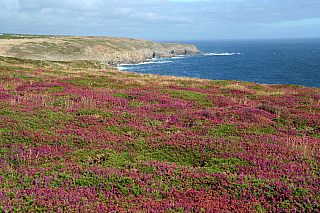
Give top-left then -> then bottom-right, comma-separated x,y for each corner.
0,35 -> 320,212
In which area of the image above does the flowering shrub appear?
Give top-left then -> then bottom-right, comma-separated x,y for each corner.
0,59 -> 320,212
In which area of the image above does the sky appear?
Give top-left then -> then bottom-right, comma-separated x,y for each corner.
1,0 -> 320,41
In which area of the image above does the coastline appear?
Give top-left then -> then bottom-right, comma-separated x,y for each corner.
0,34 -> 203,67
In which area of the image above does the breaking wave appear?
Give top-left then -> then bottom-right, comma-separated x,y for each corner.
205,52 -> 242,56
117,59 -> 173,70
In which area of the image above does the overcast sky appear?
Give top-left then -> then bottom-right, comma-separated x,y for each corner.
1,0 -> 320,41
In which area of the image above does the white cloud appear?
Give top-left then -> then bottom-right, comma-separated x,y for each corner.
0,0 -> 320,39
0,0 -> 19,10
40,8 -> 54,14
262,18 -> 320,28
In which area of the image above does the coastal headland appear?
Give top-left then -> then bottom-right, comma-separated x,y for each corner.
0,34 -> 202,69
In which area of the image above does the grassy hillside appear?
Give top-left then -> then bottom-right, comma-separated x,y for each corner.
0,56 -> 320,212
0,34 -> 201,68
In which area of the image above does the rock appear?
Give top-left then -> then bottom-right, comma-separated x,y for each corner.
86,153 -> 108,164
186,120 -> 204,127
124,131 -> 139,138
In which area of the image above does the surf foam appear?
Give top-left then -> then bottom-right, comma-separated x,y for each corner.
205,52 -> 242,56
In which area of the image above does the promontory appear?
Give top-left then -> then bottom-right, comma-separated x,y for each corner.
0,34 -> 202,69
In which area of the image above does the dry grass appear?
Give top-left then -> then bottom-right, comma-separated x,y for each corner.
222,83 -> 249,91
0,37 -> 66,57
221,82 -> 299,97
1,78 -> 28,90
257,103 -> 287,117
132,73 -> 211,86
310,97 -> 320,105
286,135 -> 320,157
6,91 -> 100,110
255,89 -> 292,96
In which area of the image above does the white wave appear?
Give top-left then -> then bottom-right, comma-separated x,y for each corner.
117,60 -> 173,69
157,60 -> 173,64
116,66 -> 128,71
171,55 -> 188,59
205,52 -> 241,56
139,60 -> 173,65
147,57 -> 169,61
139,61 -> 157,65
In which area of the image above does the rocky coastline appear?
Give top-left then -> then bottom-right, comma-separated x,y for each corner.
0,34 -> 202,68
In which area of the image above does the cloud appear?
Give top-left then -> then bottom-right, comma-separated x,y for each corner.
0,0 -> 19,10
0,0 -> 319,40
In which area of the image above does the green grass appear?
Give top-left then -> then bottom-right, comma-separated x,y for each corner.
250,86 -> 264,90
110,92 -> 130,99
201,157 -> 250,174
75,109 -> 113,117
0,34 -> 53,39
209,124 -> 238,137
164,89 -> 214,107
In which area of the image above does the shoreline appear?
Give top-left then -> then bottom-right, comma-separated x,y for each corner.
0,34 -> 203,67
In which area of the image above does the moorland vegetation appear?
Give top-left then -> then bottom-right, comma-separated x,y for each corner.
0,55 -> 319,212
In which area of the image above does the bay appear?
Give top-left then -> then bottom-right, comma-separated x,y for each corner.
117,38 -> 320,88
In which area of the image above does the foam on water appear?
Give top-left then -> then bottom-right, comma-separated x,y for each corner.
116,66 -> 128,70
117,59 -> 173,70
137,60 -> 173,65
171,55 -> 190,59
205,52 -> 242,56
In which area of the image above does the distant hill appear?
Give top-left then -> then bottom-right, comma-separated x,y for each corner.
0,34 -> 202,69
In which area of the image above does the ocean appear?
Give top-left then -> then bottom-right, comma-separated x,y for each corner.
117,38 -> 320,88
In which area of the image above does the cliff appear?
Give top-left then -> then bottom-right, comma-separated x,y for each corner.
0,34 -> 202,68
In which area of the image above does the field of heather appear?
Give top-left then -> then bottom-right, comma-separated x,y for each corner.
0,56 -> 320,212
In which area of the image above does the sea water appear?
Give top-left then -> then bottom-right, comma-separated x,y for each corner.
117,38 -> 320,88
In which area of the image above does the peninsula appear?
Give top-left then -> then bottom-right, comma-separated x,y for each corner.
0,34 -> 202,69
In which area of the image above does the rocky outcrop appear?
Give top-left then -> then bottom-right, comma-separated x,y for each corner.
107,43 -> 201,65
0,35 -> 202,67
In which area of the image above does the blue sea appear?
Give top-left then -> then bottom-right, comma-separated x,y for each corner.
117,38 -> 320,88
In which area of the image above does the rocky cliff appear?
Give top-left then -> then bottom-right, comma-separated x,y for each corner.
0,34 -> 202,68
